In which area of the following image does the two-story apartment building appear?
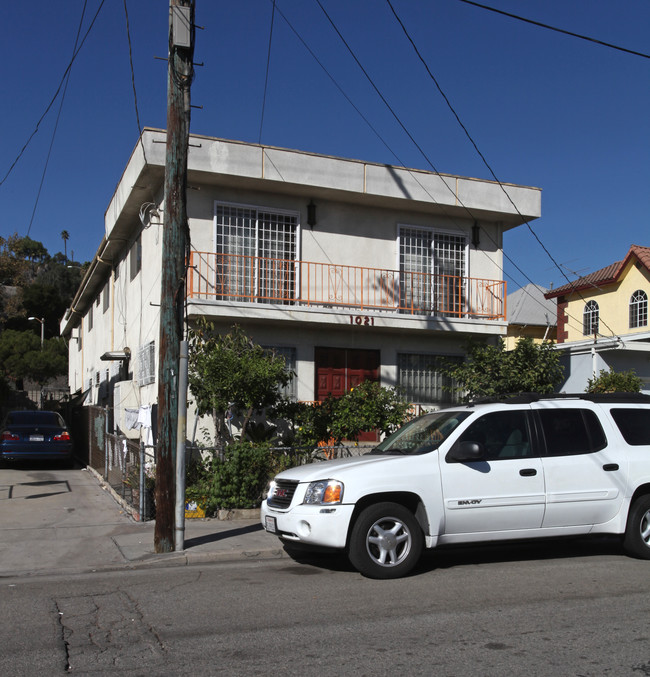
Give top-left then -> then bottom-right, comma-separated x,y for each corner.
545,244 -> 650,392
60,129 -> 541,440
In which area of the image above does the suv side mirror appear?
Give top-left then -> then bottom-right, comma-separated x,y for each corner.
446,441 -> 486,463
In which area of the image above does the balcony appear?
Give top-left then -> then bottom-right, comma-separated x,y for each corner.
187,251 -> 506,321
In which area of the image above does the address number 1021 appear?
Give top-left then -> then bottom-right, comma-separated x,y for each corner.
349,315 -> 375,326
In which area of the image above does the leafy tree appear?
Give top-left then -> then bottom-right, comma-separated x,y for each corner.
586,369 -> 642,394
21,284 -> 68,339
14,236 -> 49,269
274,381 -> 411,446
0,330 -> 67,385
0,234 -> 30,285
188,323 -> 292,443
441,337 -> 564,402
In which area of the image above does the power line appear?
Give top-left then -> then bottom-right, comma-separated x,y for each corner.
277,1 -> 607,340
27,1 -> 89,238
456,0 -> 650,60
0,0 -> 107,188
385,0 -> 621,340
259,0 -> 277,144
123,0 -> 147,164
280,0 -> 566,334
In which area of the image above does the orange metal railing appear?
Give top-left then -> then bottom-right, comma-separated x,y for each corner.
188,251 -> 506,320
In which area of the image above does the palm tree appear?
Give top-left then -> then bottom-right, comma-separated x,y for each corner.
61,230 -> 69,264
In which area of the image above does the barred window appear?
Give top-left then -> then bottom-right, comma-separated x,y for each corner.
215,203 -> 298,303
583,300 -> 599,336
138,341 -> 156,386
264,346 -> 297,400
630,290 -> 648,329
399,226 -> 466,316
398,353 -> 462,405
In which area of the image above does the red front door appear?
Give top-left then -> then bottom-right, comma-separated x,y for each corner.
315,347 -> 380,441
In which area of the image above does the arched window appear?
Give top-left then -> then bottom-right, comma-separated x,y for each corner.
630,290 -> 648,329
583,300 -> 599,336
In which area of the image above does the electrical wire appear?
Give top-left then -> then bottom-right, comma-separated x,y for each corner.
26,1 -> 89,238
456,0 -> 650,61
275,0 -> 588,338
0,0 -> 107,188
259,0 -> 277,144
281,1 -> 605,340
384,0 -> 621,340
123,0 -> 148,169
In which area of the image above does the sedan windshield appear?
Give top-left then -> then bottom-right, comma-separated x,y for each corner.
370,410 -> 472,455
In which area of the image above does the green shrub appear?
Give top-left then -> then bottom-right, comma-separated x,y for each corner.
586,369 -> 642,393
191,441 -> 282,512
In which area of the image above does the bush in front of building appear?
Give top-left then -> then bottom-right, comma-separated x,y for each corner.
273,380 -> 411,447
586,368 -> 642,393
187,441 -> 296,513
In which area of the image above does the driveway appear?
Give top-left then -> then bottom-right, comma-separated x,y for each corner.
0,463 -> 144,576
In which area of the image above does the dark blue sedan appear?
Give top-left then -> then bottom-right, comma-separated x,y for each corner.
0,410 -> 73,466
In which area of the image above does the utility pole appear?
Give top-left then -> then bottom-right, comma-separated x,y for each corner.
155,0 -> 195,553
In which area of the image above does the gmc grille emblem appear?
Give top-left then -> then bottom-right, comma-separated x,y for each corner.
275,488 -> 288,498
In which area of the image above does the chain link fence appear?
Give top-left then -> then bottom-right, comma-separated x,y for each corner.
72,406 -> 372,521
74,405 -> 155,521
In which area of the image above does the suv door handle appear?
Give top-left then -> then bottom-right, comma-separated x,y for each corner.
603,463 -> 619,472
520,468 -> 537,477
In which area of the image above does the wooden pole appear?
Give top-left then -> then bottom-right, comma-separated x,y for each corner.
155,0 -> 195,553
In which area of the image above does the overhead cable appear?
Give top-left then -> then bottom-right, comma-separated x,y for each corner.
457,0 -> 650,60
26,1 -> 89,238
0,0 -> 107,188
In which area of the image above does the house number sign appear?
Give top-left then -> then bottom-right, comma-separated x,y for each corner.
349,315 -> 375,326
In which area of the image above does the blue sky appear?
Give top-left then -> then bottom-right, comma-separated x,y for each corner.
1,0 -> 648,292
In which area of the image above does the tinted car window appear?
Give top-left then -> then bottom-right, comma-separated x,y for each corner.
371,411 -> 472,455
610,408 -> 650,445
7,412 -> 61,425
538,409 -> 607,456
455,410 -> 534,461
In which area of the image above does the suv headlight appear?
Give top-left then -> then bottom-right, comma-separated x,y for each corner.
303,480 -> 343,505
262,480 -> 275,501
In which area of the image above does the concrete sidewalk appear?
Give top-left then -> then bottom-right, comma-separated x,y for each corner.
0,465 -> 287,578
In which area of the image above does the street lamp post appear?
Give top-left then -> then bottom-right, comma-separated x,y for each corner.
28,317 -> 44,349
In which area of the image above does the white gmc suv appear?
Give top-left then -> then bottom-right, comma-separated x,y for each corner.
261,393 -> 650,578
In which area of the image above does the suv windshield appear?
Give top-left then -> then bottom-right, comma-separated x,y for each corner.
370,410 -> 472,455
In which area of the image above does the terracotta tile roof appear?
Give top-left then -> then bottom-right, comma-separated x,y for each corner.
545,244 -> 650,299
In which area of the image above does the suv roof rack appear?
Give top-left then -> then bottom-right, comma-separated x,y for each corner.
469,392 -> 650,406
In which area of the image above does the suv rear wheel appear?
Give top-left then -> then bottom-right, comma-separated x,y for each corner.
624,495 -> 650,559
348,502 -> 423,579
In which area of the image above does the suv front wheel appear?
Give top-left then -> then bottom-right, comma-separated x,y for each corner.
348,502 -> 423,579
624,495 -> 650,559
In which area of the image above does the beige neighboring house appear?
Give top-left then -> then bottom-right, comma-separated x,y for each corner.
59,129 -> 541,441
544,244 -> 650,393
505,283 -> 556,351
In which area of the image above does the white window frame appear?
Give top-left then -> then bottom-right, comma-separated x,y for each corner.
396,225 -> 468,316
630,290 -> 648,329
583,300 -> 599,336
138,341 -> 156,386
213,200 -> 301,303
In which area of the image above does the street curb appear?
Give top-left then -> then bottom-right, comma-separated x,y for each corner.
123,547 -> 289,570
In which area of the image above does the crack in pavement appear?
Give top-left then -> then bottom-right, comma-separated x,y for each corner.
54,590 -> 166,672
